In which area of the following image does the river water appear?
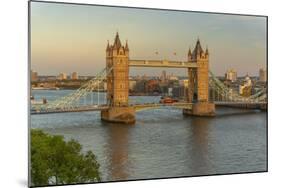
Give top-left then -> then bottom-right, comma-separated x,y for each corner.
30,90 -> 267,182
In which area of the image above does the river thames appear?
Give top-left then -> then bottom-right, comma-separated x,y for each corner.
30,90 -> 267,181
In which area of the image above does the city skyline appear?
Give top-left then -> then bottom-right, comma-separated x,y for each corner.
31,68 -> 265,78
31,2 -> 267,76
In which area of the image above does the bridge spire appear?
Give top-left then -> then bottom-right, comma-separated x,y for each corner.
113,32 -> 122,49
125,39 -> 129,51
196,39 -> 203,52
205,46 -> 209,55
106,40 -> 110,51
192,38 -> 203,59
188,47 -> 192,61
188,47 -> 192,56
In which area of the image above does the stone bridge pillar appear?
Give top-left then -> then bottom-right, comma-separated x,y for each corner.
184,39 -> 215,116
101,33 -> 135,124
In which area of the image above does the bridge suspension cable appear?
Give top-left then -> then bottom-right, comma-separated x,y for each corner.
209,71 -> 267,103
32,67 -> 113,111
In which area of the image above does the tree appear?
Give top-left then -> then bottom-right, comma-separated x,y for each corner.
31,129 -> 101,186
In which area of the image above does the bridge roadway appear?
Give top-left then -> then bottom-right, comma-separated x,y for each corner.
31,105 -> 109,115
215,101 -> 267,110
31,102 -> 193,115
31,101 -> 267,115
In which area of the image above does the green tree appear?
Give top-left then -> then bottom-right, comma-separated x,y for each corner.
31,129 -> 101,186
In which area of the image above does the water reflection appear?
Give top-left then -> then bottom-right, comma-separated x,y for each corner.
104,123 -> 132,181
189,117 -> 212,174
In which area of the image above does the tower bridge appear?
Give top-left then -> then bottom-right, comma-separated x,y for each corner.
31,32 -> 267,124
102,32 -> 214,124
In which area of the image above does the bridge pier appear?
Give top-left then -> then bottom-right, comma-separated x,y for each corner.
101,107 -> 135,124
183,102 -> 215,117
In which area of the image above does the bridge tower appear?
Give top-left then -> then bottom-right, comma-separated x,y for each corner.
101,32 -> 135,124
183,39 -> 215,116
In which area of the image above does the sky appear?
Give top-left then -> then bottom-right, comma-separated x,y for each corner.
30,1 -> 267,77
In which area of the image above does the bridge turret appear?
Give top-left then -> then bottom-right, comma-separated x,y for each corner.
184,38 -> 215,116
102,32 -> 135,124
191,39 -> 209,102
105,32 -> 130,107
